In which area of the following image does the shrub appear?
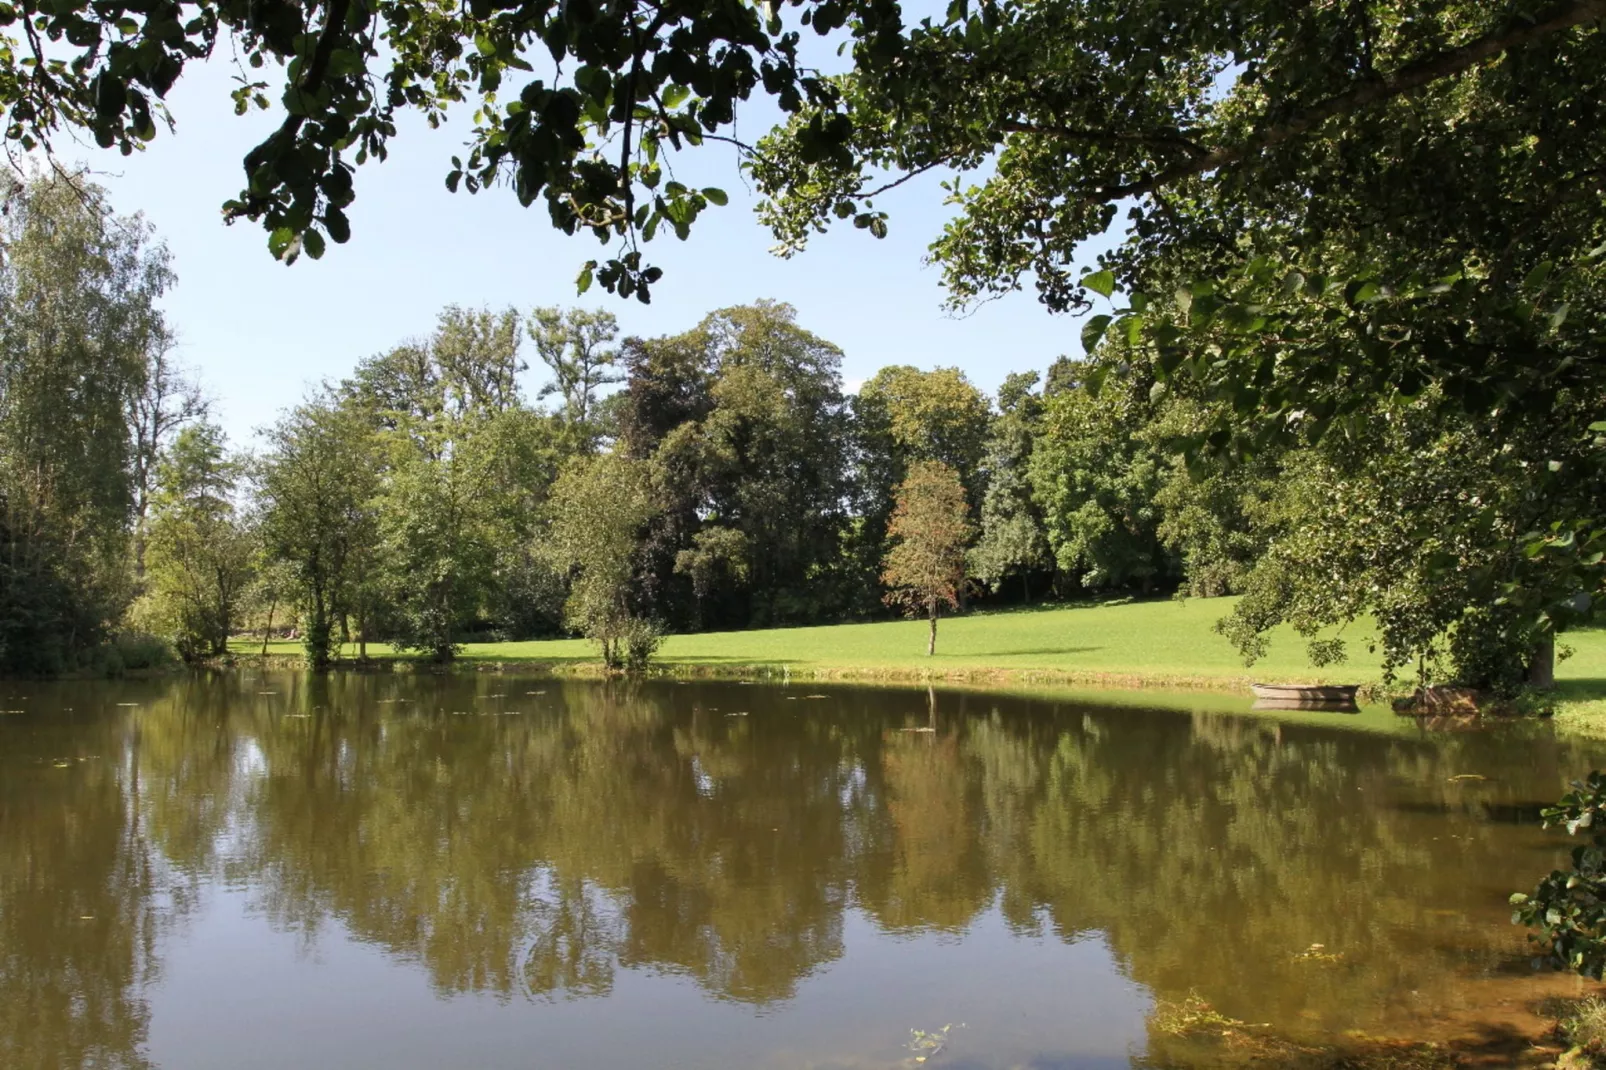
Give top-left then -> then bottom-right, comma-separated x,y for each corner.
621,617 -> 663,672
1513,772 -> 1606,977
90,631 -> 179,676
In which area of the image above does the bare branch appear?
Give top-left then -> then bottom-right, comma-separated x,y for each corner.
862,159 -> 949,198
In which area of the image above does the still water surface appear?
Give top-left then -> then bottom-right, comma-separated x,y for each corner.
1,672 -> 1600,1069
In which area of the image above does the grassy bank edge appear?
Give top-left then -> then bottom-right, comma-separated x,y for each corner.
243,650 -> 1278,690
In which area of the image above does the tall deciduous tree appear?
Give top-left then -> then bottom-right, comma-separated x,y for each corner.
612,302 -> 852,631
882,460 -> 973,656
542,453 -> 660,669
374,414 -> 503,661
128,328 -> 209,578
1028,355 -> 1173,593
347,310 -> 560,657
257,394 -> 380,669
1218,389 -> 1606,694
0,173 -> 171,673
853,365 -> 991,612
142,422 -> 255,659
970,371 -> 1051,602
529,307 -> 622,449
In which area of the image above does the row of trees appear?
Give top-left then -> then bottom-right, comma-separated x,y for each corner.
247,298 -> 986,668
0,173 -> 979,673
4,166 -> 1600,691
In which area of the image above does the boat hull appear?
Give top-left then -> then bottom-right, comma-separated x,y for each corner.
1249,683 -> 1361,711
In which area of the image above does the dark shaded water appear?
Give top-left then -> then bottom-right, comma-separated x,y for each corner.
0,672 -> 1599,1069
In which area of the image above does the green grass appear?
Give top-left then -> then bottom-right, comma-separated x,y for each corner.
232,597 -> 1606,728
235,595 -> 1380,685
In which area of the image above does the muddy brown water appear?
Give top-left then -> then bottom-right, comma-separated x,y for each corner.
0,672 -> 1600,1069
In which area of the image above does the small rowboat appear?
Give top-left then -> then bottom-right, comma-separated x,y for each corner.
1250,683 -> 1361,710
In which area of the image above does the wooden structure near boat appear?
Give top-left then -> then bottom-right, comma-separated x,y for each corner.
1250,683 -> 1361,711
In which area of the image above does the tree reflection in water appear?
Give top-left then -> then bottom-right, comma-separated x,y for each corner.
0,673 -> 1595,1067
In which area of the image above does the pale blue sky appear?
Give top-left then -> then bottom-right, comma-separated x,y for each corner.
67,54 -> 1116,441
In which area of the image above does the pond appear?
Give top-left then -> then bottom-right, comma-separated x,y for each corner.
0,672 -> 1599,1069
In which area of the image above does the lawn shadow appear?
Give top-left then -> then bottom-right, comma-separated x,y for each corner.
1555,678 -> 1606,703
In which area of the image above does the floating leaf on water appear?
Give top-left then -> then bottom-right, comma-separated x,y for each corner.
257,692 -> 278,696
1293,943 -> 1344,964
726,712 -> 748,717
525,691 -> 546,696
115,703 -> 138,707
1447,774 -> 1487,781
906,1022 -> 958,1063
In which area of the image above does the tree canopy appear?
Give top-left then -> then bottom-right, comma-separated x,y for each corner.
6,0 -> 1597,324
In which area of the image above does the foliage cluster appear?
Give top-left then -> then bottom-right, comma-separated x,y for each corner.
1514,773 -> 1606,980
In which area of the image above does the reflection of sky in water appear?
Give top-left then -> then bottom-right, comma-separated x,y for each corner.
143,884 -> 1147,1070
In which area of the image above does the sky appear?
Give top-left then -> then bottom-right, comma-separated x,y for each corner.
64,53 -> 1117,443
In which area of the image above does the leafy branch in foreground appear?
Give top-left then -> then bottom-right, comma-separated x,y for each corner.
1514,772 -> 1606,979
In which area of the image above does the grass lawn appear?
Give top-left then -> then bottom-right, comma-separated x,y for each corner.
237,597 -> 1342,680
232,597 -> 1606,727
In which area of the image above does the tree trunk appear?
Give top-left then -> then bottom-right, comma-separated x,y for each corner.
928,597 -> 937,656
260,598 -> 276,657
1527,635 -> 1556,689
1022,571 -> 1030,604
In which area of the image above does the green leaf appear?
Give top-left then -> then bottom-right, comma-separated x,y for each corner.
702,187 -> 728,206
1344,279 -> 1380,306
1081,314 -> 1112,352
324,207 -> 350,244
268,227 -> 295,258
1083,269 -> 1116,298
576,261 -> 595,294
302,229 -> 326,260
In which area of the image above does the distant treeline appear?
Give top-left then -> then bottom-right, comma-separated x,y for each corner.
3,173 -> 1599,692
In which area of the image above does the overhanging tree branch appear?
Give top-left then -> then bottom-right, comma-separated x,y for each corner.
1084,0 -> 1606,200
1001,121 -> 1207,157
